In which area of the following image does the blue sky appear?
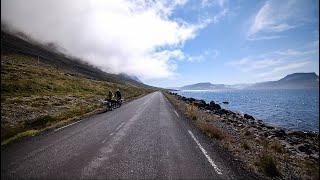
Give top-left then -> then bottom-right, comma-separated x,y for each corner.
2,0 -> 319,88
145,0 -> 319,87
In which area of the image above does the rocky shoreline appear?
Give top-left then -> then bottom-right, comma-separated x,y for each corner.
169,92 -> 319,161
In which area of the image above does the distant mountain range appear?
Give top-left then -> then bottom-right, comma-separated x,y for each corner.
247,73 -> 319,89
179,82 -> 230,90
174,73 -> 319,90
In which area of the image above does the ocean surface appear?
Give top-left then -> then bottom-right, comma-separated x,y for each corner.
175,89 -> 319,132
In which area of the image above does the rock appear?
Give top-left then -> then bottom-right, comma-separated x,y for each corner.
244,114 -> 254,120
219,109 -> 229,115
214,104 -> 221,110
194,99 -> 208,109
298,144 -> 314,155
208,101 -> 221,111
287,137 -> 302,145
271,129 -> 287,138
263,131 -> 270,137
265,125 -> 275,130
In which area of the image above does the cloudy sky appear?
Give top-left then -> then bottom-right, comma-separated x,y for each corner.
1,0 -> 319,87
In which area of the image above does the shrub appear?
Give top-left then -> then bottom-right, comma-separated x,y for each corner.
26,115 -> 57,128
269,140 -> 285,154
244,130 -> 252,136
197,123 -> 225,140
241,141 -> 250,150
258,154 -> 280,177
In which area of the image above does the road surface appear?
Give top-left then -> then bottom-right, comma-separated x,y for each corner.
1,91 -> 256,179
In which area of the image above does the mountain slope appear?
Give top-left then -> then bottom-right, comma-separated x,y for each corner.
248,73 -> 319,89
177,73 -> 319,90
1,30 -> 146,86
1,30 -> 155,144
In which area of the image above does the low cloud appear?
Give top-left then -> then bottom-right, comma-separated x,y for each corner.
1,0 -> 211,80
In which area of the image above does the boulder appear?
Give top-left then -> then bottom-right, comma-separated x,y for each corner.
271,129 -> 287,138
218,109 -> 229,115
195,99 -> 208,109
244,114 -> 254,120
298,144 -> 314,155
208,101 -> 221,111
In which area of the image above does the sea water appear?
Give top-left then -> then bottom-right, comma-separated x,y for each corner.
175,89 -> 319,132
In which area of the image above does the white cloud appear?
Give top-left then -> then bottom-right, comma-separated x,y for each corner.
213,8 -> 228,23
275,49 -> 318,56
228,45 -> 318,80
228,57 -> 282,72
201,0 -> 227,8
257,60 -> 312,78
185,49 -> 219,62
248,0 -> 310,40
1,0 -> 211,80
247,35 -> 283,41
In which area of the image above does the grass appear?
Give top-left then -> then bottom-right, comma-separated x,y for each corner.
197,122 -> 225,140
1,53 -> 154,145
304,159 -> 319,180
269,140 -> 285,154
241,141 -> 250,150
164,92 -> 227,141
1,130 -> 39,146
257,154 -> 280,177
25,115 -> 58,129
164,91 -> 319,179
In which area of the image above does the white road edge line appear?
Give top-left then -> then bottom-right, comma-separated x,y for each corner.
102,132 -> 114,143
174,110 -> 179,117
54,120 -> 82,132
116,122 -> 125,131
188,130 -> 223,175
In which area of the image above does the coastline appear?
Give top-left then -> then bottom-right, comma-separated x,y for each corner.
173,89 -> 319,133
166,91 -> 319,179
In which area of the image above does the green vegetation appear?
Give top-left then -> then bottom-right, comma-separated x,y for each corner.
1,53 -> 153,145
25,115 -> 58,129
1,130 -> 39,146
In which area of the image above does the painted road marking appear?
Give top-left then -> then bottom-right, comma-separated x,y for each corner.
54,120 -> 82,132
188,130 -> 223,175
174,110 -> 179,117
116,122 -> 125,131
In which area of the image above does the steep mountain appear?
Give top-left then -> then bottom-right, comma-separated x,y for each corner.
247,73 -> 319,89
1,30 -> 147,87
1,29 -> 155,142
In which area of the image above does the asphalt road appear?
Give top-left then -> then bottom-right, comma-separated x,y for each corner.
1,91 -> 256,179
